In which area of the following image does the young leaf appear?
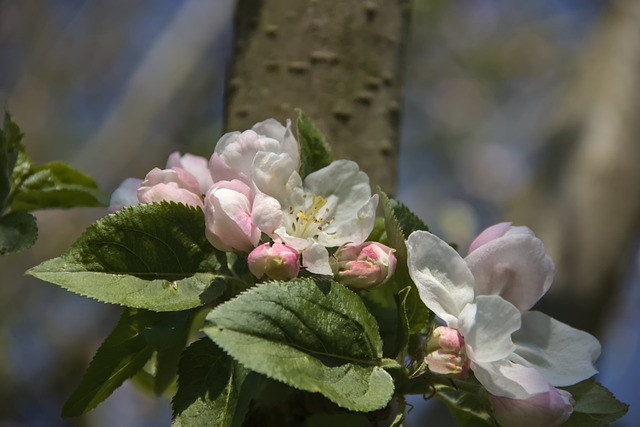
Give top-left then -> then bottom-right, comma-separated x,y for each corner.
141,310 -> 193,395
378,189 -> 432,336
562,379 -> 629,426
172,338 -> 256,427
11,162 -> 108,211
398,285 -> 431,336
0,211 -> 38,254
62,309 -> 156,417
28,202 -> 227,311
204,278 -> 394,412
0,112 -> 24,210
296,109 -> 333,179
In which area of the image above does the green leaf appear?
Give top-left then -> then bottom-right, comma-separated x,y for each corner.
62,309 -> 156,417
378,189 -> 432,337
172,338 -> 256,427
389,198 -> 429,235
204,278 -> 394,412
435,384 -> 497,427
11,161 -> 108,211
297,109 -> 333,179
562,379 -> 629,426
0,112 -> 24,210
398,285 -> 431,336
0,211 -> 38,254
28,202 -> 228,311
141,311 -> 193,395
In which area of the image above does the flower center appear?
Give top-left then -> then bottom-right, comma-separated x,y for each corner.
287,193 -> 335,239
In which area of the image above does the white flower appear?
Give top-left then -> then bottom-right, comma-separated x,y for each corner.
209,119 -> 299,185
253,158 -> 378,275
406,226 -> 600,404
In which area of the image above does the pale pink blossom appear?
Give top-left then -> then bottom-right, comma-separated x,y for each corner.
248,242 -> 300,280
332,241 -> 396,289
407,225 -> 600,410
490,384 -> 574,427
137,167 -> 203,209
166,152 -> 213,194
204,180 -> 276,253
108,178 -> 143,213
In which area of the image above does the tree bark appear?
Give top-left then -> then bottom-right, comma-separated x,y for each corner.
225,0 -> 411,196
510,0 -> 640,334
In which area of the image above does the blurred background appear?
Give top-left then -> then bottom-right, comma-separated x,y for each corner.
0,0 -> 637,426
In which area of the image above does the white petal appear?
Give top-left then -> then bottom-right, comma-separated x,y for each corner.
472,360 -> 551,399
252,193 -> 283,235
458,295 -> 520,363
511,311 -> 600,386
464,233 -> 555,312
252,152 -> 298,204
252,118 -> 299,169
302,243 -> 332,275
406,231 -> 475,326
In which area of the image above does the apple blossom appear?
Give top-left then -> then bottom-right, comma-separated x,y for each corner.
204,179 -> 273,253
331,241 -> 397,289
252,158 -> 378,275
248,242 -> 300,280
108,177 -> 143,213
406,226 -> 600,423
490,384 -> 574,427
166,152 -> 213,194
138,167 -> 204,209
209,119 -> 299,185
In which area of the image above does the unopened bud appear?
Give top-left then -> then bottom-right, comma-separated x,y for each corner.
424,326 -> 470,376
248,242 -> 300,280
332,242 -> 397,290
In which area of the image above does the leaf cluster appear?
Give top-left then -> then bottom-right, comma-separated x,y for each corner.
0,112 -> 108,255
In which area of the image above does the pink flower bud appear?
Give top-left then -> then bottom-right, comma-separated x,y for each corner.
137,167 -> 203,208
248,242 -> 300,280
204,180 -> 261,253
424,326 -> 470,376
331,242 -> 397,290
490,387 -> 574,427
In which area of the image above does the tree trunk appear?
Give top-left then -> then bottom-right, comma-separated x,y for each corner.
510,0 -> 640,334
224,0 -> 411,196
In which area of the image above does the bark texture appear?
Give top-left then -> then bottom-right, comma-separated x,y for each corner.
511,0 -> 640,334
225,0 -> 411,195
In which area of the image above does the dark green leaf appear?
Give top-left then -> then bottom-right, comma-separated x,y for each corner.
305,413 -> 370,427
28,202 -> 228,311
62,309 -> 155,417
142,311 -> 193,395
172,338 -> 256,427
435,384 -> 497,427
0,211 -> 38,254
11,162 -> 108,211
360,281 -> 402,358
378,189 -> 433,336
562,379 -> 629,426
204,278 -> 394,412
389,198 -> 429,235
398,285 -> 431,336
297,109 -> 333,179
0,112 -> 24,210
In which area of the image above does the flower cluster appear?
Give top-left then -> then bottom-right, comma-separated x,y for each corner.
109,119 -> 396,288
103,117 -> 611,426
407,223 -> 601,427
